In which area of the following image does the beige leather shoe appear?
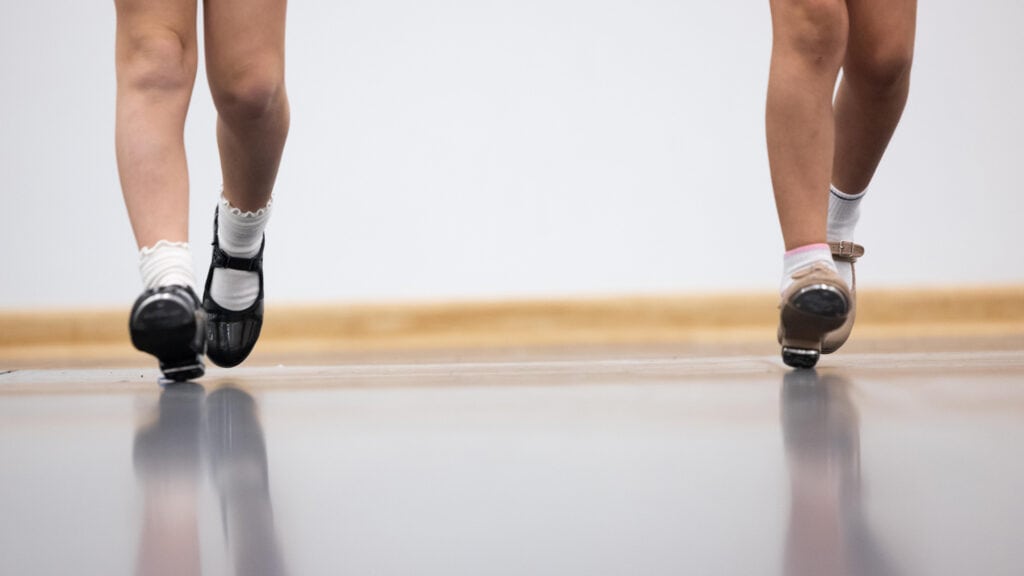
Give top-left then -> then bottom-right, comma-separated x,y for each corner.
777,261 -> 852,368
821,241 -> 864,355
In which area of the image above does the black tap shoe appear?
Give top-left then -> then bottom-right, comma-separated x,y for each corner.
130,285 -> 207,381
202,208 -> 265,368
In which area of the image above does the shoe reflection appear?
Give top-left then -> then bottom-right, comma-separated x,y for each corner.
133,382 -> 204,576
133,382 -> 287,576
207,386 -> 288,576
781,370 -> 895,576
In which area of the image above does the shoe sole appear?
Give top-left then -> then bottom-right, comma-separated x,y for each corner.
131,293 -> 206,381
780,284 -> 849,369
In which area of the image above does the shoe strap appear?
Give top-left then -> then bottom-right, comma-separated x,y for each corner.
829,241 -> 864,263
211,239 -> 264,272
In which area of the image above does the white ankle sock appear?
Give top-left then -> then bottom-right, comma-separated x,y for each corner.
781,243 -> 837,294
209,195 -> 272,311
140,241 -> 196,292
826,184 -> 866,288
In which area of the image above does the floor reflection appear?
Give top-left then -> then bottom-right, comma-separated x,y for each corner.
781,370 -> 896,576
133,383 -> 287,576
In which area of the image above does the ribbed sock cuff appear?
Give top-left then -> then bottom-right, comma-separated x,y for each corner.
218,195 -> 272,258
139,240 -> 195,291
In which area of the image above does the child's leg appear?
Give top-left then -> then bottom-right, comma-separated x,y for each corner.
204,0 -> 290,213
766,0 -> 849,251
116,0 -> 206,382
199,0 -> 289,368
825,0 -> 915,253
114,0 -> 199,250
767,0 -> 854,368
832,0 -> 916,195
817,0 -> 915,356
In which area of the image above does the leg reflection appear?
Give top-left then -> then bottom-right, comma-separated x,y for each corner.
207,386 -> 288,576
133,382 -> 206,576
781,370 -> 896,576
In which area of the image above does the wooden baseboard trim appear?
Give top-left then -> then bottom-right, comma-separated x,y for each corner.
2,286 -> 1023,351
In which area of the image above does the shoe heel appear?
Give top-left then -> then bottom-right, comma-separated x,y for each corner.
131,290 -> 207,381
781,346 -> 821,369
158,356 -> 206,383
134,321 -> 206,382
780,285 -> 850,369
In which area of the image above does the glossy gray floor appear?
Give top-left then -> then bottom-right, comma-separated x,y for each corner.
2,349 -> 1024,576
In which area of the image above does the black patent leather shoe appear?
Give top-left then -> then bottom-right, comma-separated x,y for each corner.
130,285 -> 207,382
202,208 -> 264,368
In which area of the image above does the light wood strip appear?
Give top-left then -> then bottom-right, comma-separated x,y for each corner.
2,286 -> 1022,351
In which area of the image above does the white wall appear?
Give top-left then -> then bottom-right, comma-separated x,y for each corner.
2,1 -> 1022,310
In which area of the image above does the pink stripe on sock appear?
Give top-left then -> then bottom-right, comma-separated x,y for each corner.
785,243 -> 830,256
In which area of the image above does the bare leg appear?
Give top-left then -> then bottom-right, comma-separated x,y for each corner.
766,0 -> 849,250
204,0 -> 290,212
831,0 -> 916,193
115,0 -> 199,249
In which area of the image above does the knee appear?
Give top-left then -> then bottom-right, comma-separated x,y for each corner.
845,41 -> 914,93
210,61 -> 287,125
774,0 -> 848,70
118,29 -> 195,93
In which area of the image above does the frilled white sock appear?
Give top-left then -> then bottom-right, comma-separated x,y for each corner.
139,241 -> 196,292
781,243 -> 837,294
826,184 -> 866,288
209,196 -> 272,311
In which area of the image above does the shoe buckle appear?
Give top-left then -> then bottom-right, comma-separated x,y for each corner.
830,241 -> 862,262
